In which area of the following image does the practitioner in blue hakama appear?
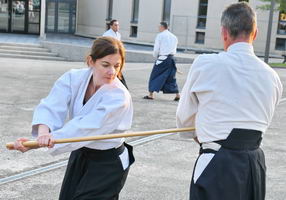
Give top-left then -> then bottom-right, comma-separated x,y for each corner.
143,22 -> 180,101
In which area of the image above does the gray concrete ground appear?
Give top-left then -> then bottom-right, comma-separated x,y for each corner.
0,57 -> 285,200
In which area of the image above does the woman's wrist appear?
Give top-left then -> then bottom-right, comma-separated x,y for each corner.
38,124 -> 51,136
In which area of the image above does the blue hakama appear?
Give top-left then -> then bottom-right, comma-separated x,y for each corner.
148,55 -> 179,94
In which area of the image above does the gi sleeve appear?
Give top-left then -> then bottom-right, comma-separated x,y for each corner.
153,34 -> 160,58
176,65 -> 198,139
31,71 -> 72,137
276,75 -> 283,106
49,88 -> 131,155
176,55 -> 216,139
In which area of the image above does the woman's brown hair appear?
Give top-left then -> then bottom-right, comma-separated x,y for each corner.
87,36 -> 125,79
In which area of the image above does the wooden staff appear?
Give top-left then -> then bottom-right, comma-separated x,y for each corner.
6,127 -> 195,150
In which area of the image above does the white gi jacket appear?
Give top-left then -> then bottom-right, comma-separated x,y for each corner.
176,42 -> 283,142
153,30 -> 178,65
31,68 -> 133,156
103,29 -> 121,41
176,42 -> 283,183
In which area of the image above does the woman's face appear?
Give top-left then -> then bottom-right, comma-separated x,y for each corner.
90,53 -> 122,86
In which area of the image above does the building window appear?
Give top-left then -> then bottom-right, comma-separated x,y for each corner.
275,38 -> 286,50
46,0 -> 76,34
106,0 -> 113,21
28,0 -> 41,33
131,0 -> 139,23
195,32 -> 205,44
277,12 -> 286,35
130,26 -> 138,37
197,0 -> 208,29
238,0 -> 249,2
162,0 -> 171,23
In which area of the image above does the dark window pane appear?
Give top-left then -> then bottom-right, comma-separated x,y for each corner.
277,12 -> 286,35
28,23 -> 39,33
107,0 -> 113,20
131,0 -> 139,23
29,0 -> 39,12
130,25 -> 137,37
275,38 -> 286,50
162,0 -> 171,23
29,11 -> 39,23
197,17 -> 206,29
195,32 -> 205,44
46,2 -> 55,32
32,0 -> 40,10
58,2 -> 70,32
0,0 -> 9,31
198,5 -> 207,16
46,0 -> 76,34
197,0 -> 208,29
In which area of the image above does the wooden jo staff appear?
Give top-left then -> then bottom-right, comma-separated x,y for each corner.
6,127 -> 195,150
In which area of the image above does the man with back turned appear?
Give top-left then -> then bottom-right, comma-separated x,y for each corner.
176,2 -> 283,200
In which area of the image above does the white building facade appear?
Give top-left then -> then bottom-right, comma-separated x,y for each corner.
0,0 -> 285,55
75,0 -> 286,55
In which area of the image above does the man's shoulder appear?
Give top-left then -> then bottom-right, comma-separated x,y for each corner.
158,30 -> 177,41
103,29 -> 112,35
191,53 -> 221,72
195,53 -> 220,63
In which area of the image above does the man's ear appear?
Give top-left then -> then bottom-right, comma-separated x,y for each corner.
252,28 -> 258,41
222,27 -> 228,42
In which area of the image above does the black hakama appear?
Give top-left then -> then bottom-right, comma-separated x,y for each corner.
148,55 -> 179,94
59,143 -> 135,200
190,129 -> 265,200
119,74 -> 128,90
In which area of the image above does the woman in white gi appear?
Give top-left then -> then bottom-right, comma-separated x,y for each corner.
13,36 -> 135,200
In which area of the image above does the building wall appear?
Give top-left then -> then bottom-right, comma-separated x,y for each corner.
135,0 -> 164,43
112,0 -> 132,40
76,0 -> 108,37
76,0 -> 285,55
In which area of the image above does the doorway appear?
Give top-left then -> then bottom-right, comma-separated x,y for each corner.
46,0 -> 76,33
0,0 -> 40,34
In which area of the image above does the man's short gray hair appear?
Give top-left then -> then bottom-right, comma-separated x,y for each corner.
221,2 -> 256,39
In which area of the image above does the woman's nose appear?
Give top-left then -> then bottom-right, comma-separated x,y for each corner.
108,67 -> 116,75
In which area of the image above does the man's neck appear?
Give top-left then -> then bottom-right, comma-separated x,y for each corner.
225,38 -> 253,51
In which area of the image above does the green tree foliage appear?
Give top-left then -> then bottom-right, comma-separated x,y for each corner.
258,0 -> 286,12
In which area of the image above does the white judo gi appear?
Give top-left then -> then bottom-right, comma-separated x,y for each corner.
31,68 -> 133,166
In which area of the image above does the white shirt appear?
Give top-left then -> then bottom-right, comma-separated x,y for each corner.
31,68 -> 133,156
103,29 -> 121,41
176,42 -> 283,143
153,30 -> 177,58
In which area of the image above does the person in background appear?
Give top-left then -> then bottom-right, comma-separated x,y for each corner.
143,22 -> 180,101
103,19 -> 128,89
103,19 -> 121,41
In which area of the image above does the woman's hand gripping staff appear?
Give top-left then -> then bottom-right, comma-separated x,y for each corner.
8,124 -> 55,152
